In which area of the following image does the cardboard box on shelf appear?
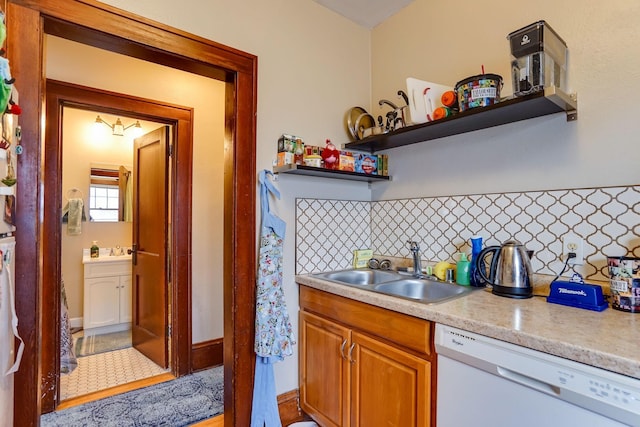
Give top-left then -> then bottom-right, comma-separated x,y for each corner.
278,134 -> 303,153
277,151 -> 294,166
338,153 -> 355,171
354,153 -> 378,175
378,154 -> 388,176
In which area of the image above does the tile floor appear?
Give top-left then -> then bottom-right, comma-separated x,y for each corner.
60,335 -> 169,400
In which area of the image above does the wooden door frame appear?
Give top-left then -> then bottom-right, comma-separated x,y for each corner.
8,1 -> 257,426
42,79 -> 192,411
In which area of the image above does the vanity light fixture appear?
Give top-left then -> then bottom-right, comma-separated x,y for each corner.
95,115 -> 142,136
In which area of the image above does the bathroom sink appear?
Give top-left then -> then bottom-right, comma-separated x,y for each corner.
374,278 -> 472,304
312,268 -> 402,286
82,254 -> 132,264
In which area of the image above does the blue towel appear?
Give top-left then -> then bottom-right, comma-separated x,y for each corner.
250,356 -> 282,427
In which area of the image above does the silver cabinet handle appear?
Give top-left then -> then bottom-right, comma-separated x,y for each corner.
340,339 -> 347,359
348,343 -> 356,364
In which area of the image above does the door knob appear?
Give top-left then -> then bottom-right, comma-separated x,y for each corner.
131,243 -> 137,265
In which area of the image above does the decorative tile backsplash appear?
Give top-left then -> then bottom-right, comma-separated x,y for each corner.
296,185 -> 640,281
296,199 -> 371,274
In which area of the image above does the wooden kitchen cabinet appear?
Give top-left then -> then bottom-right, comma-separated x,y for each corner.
300,311 -> 350,426
299,286 -> 433,427
351,331 -> 430,426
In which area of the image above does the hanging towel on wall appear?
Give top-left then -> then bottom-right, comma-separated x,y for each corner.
63,198 -> 84,235
251,170 -> 295,427
61,201 -> 87,223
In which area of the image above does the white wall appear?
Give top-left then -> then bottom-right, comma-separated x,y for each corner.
92,0 -> 640,398
46,35 -> 227,342
86,0 -> 372,394
370,0 -> 640,200
60,108 -> 139,321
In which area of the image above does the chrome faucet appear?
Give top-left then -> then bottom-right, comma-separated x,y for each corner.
407,240 -> 421,276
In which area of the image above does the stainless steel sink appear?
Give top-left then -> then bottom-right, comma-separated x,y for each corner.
374,278 -> 472,304
312,268 -> 402,286
311,268 -> 473,304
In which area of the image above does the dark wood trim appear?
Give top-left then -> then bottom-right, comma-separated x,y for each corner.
278,389 -> 312,426
9,1 -> 257,425
224,59 -> 258,427
7,3 -> 44,423
13,0 -> 255,73
41,80 -> 194,413
192,338 -> 224,372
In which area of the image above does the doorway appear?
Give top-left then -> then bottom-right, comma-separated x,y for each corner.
10,3 -> 258,425
44,80 -> 192,408
58,108 -> 174,401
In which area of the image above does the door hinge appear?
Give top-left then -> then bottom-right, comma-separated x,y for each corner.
168,144 -> 174,157
167,324 -> 172,337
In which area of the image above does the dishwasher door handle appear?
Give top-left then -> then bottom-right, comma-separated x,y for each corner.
497,366 -> 561,397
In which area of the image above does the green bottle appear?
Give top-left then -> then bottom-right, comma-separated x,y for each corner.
456,252 -> 470,286
90,240 -> 99,258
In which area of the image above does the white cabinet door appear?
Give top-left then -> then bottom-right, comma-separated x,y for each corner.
84,276 -> 120,329
119,275 -> 132,323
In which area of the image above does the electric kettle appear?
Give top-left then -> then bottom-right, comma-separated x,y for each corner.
474,239 -> 533,298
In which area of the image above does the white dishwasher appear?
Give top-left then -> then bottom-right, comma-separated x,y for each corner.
435,324 -> 640,427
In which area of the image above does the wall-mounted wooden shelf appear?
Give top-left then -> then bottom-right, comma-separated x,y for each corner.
273,164 -> 390,183
344,86 -> 577,153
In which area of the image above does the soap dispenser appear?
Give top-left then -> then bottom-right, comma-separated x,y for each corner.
90,241 -> 99,258
456,252 -> 470,286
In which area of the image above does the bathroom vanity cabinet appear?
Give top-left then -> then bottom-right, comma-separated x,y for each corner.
299,286 -> 433,427
83,257 -> 132,335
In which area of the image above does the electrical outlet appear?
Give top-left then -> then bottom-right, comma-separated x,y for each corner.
562,234 -> 584,265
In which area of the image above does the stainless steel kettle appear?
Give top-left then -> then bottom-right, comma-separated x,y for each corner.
474,239 -> 533,299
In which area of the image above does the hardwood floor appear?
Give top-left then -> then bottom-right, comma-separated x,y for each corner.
192,414 -> 224,426
56,373 -> 175,410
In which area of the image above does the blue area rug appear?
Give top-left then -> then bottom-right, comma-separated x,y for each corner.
41,366 -> 224,426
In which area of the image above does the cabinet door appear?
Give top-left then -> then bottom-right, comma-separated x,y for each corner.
300,311 -> 351,427
119,275 -> 132,323
84,276 -> 120,328
351,331 -> 431,427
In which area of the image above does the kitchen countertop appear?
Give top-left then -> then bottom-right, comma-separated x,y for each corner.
296,273 -> 640,381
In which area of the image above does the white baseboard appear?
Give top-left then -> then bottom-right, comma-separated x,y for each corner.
70,317 -> 83,329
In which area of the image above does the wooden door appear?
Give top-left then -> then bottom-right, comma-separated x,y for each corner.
300,311 -> 351,427
351,331 -> 430,427
132,126 -> 170,368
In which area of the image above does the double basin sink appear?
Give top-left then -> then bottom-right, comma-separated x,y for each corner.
312,268 -> 473,305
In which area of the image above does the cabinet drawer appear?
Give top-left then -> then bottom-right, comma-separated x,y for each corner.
84,261 -> 132,278
300,286 -> 431,357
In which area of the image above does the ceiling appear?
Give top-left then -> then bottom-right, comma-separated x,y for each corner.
313,0 -> 415,29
